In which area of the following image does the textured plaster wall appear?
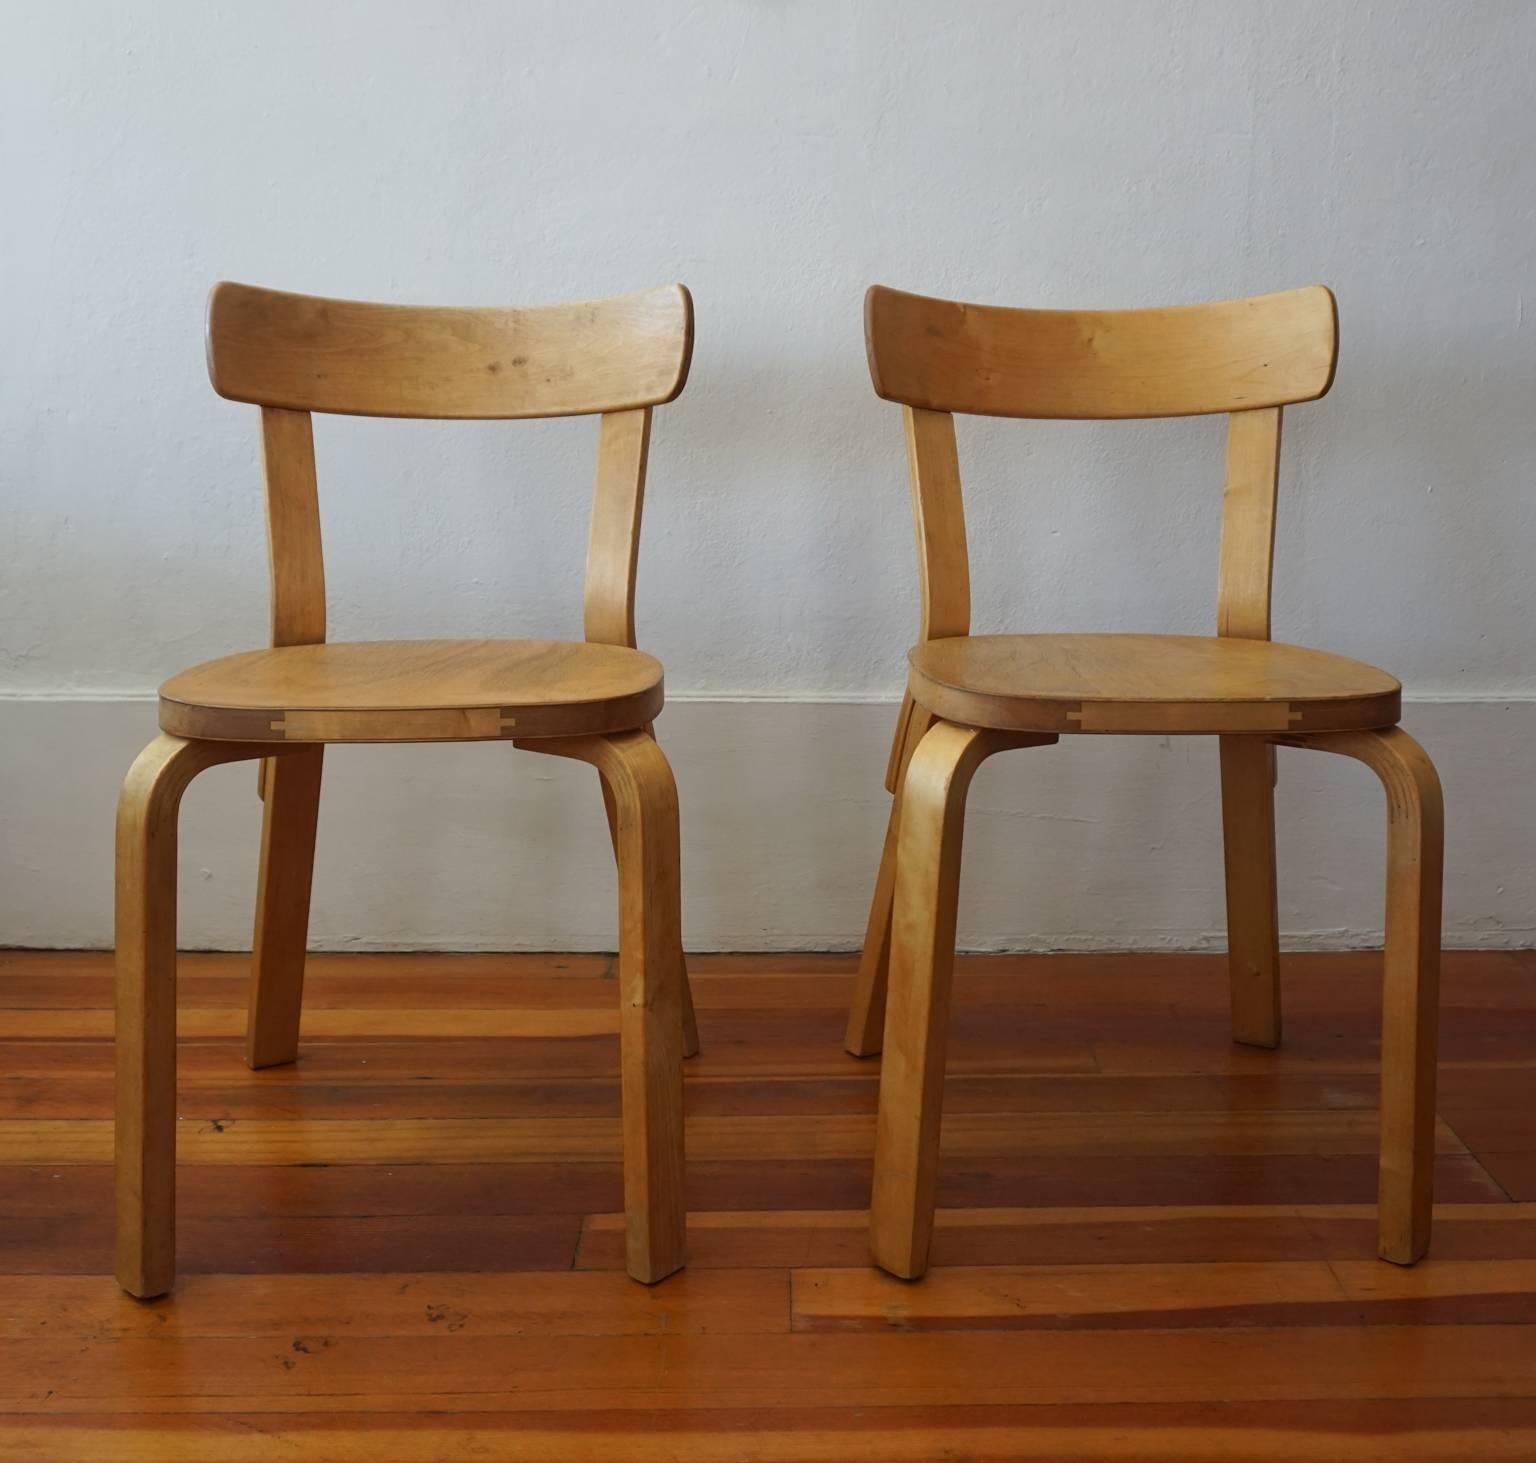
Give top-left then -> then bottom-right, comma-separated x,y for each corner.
2,1 -> 1533,949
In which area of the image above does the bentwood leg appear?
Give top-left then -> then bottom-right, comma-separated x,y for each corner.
1368,728 -> 1444,1264
521,730 -> 688,1283
870,721 -> 1033,1279
1219,735 -> 1282,1048
1285,726 -> 1443,1263
602,771 -> 699,1058
247,744 -> 324,1069
847,707 -> 1050,1059
116,733 -> 267,1298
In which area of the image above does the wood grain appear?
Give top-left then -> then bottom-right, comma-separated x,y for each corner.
2,1325 -> 1534,1412
259,406 -> 325,646
865,283 -> 1337,419
510,731 -> 688,1282
1216,407 -> 1283,641
0,1270 -> 785,1340
584,408 -> 653,648
208,282 -> 693,419
4,1107 -> 1471,1166
906,633 -> 1401,736
1220,733 -> 1281,1047
247,743 -> 323,1068
580,1202 -> 1536,1271
5,950 -> 1531,1459
159,638 -> 666,743
794,1255 -> 1536,1331
1281,728 -> 1444,1262
870,724 -> 1054,1276
6,1402 -> 1536,1462
114,736 -> 280,1297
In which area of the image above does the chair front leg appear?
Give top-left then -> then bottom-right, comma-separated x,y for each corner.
516,730 -> 687,1284
601,769 -> 698,1058
870,720 -> 1038,1279
247,744 -> 324,1069
1281,726 -> 1444,1264
1220,735 -> 1282,1048
117,733 -> 271,1298
848,702 -> 1051,1059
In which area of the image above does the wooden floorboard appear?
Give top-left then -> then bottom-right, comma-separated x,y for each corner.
1,949 -> 1533,1459
7,1402 -> 1536,1462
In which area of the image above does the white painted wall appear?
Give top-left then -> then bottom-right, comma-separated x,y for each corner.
3,1 -> 1533,950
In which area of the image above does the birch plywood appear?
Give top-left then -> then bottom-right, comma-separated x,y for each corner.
865,284 -> 1337,419
159,639 -> 665,743
907,633 -> 1401,736
208,283 -> 693,419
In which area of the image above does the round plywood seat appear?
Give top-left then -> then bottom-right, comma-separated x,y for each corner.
159,638 -> 665,743
908,633 -> 1400,735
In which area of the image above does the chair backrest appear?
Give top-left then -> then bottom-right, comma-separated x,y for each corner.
206,282 -> 694,649
863,282 -> 1338,649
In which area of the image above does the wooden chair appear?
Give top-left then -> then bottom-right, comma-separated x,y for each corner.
847,284 -> 1443,1279
116,282 -> 699,1297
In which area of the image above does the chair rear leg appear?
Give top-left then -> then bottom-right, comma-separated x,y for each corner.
870,722 -> 1026,1279
1220,735 -> 1282,1048
117,734 -> 255,1298
846,700 -> 931,1057
247,745 -> 324,1070
845,790 -> 902,1057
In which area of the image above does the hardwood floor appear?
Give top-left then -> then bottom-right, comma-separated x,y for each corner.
1,948 -> 1534,1459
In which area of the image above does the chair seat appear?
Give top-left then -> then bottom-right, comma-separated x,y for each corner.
908,634 -> 1400,735
159,639 -> 665,743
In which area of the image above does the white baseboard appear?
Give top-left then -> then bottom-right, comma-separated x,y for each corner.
1,697 -> 1531,952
